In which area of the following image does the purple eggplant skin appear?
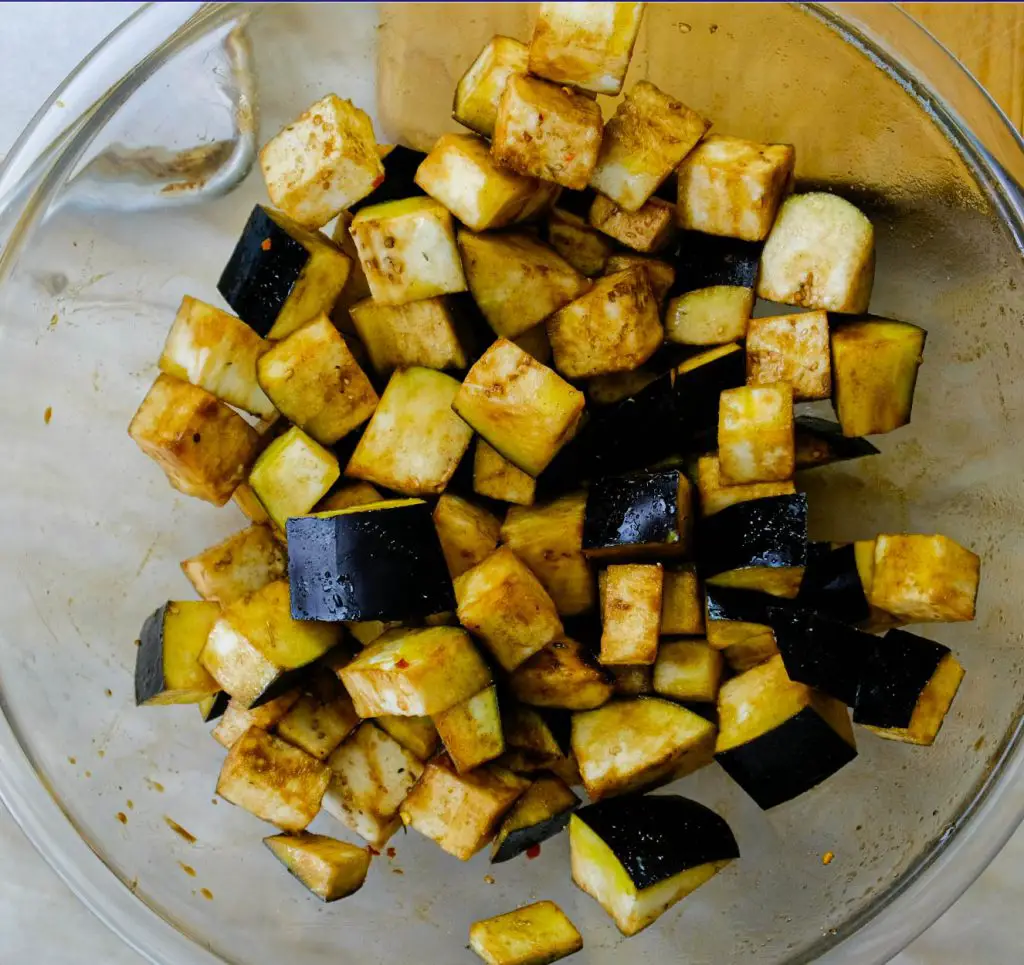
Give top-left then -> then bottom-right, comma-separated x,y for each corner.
697,494 -> 808,581
583,469 -> 687,558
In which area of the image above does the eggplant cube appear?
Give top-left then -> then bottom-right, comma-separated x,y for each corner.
696,454 -> 796,518
589,195 -> 676,254
435,685 -> 505,772
590,80 -> 707,212
501,492 -> 596,617
510,638 -> 614,711
492,74 -> 603,191
315,481 -> 382,513
583,469 -> 693,561
475,440 -> 537,507
128,374 -> 261,506
264,832 -> 370,902
794,416 -> 880,471
548,266 -> 663,379
212,691 -> 301,749
470,900 -> 583,965
513,180 -> 564,225
454,339 -> 586,477
248,426 -> 340,530
399,756 -> 530,860
288,498 -> 454,622
376,715 -> 440,761
746,310 -> 831,401
135,601 -> 220,706
324,722 -> 424,848
159,296 -> 275,418
458,230 -> 590,340
854,628 -> 965,745
715,654 -> 857,809
570,795 -> 738,936
218,205 -> 352,340
609,665 -> 653,696
870,533 -> 980,623
547,207 -> 615,277
350,197 -> 467,306
599,564 -> 663,665
349,296 -> 467,377
677,135 -> 795,242
529,1 -> 646,95
181,524 -> 287,605
831,318 -> 927,437
276,693 -> 360,761
718,383 -> 795,485
672,342 -> 747,441
572,697 -> 716,800
455,546 -> 564,672
256,314 -> 378,446
758,193 -> 875,313
503,705 -> 570,764
453,35 -> 530,138
260,94 -> 382,229
346,367 -> 473,496
233,481 -> 271,526
339,626 -> 492,717
216,727 -> 331,831
661,564 -> 705,635
654,640 -> 724,704
704,585 -> 782,657
433,493 -> 502,579
604,253 -> 675,305
795,541 -> 871,626
198,692 -> 230,723
416,133 -> 539,232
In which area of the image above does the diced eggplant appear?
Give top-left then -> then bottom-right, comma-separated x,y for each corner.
699,495 -> 808,599
493,74 -> 603,190
135,601 -> 220,706
503,704 -> 571,763
677,135 -> 795,242
653,640 -> 724,703
475,440 -> 537,507
704,584 -> 787,652
570,794 -> 738,936
128,374 -> 261,506
435,686 -> 505,772
375,715 -> 440,760
794,416 -> 880,471
512,323 -> 554,364
509,638 -> 614,710
695,454 -> 796,518
831,318 -> 927,436
853,628 -> 965,745
400,756 -> 530,860
590,80 -> 707,212
350,197 -> 467,306
528,1 -> 645,95
490,775 -> 580,863
330,211 -> 373,330
256,314 -> 377,446
416,133 -> 539,232
715,654 -> 857,809
471,900 -> 582,965
589,195 -> 676,254
433,493 -> 502,579
598,564 -> 664,665
200,581 -> 341,707
248,426 -> 340,531
349,145 -> 428,214
583,469 -> 693,561
548,267 -> 663,379
264,831 -> 370,902
453,35 -> 530,138
217,205 -> 352,340
604,253 -> 676,305
315,481 -> 382,513
275,692 -> 360,760
673,342 -> 746,442
796,541 -> 871,625
717,383 -> 795,485
459,230 -> 590,341
661,564 -> 705,635
287,498 -> 452,622
216,727 -> 331,831
869,533 -> 980,623
212,691 -> 302,749
757,193 -> 874,313
339,626 -> 491,717
547,207 -> 615,277
323,721 -> 424,848
454,339 -> 586,477
572,697 -> 716,799
608,665 -> 653,696
158,296 -> 275,418
343,620 -> 400,647
198,691 -> 230,722
346,367 -> 473,495
455,546 -> 563,672
233,481 -> 271,525
513,180 -> 565,225
181,524 -> 287,605
746,310 -> 831,402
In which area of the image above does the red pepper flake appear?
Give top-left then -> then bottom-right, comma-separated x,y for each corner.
261,238 -> 272,251
395,658 -> 410,669
386,847 -> 396,858
372,173 -> 385,189
564,153 -> 576,163
367,845 -> 380,856
526,844 -> 541,859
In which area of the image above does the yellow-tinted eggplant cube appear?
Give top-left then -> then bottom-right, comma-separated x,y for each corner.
475,440 -> 537,507
453,35 -> 530,138
599,564 -> 664,666
604,253 -> 675,304
746,310 -> 831,402
181,524 -> 287,605
349,296 -> 467,376
696,454 -> 796,517
248,426 -> 340,530
547,207 -> 615,277
717,384 -> 795,485
589,195 -> 676,254
433,493 -> 503,579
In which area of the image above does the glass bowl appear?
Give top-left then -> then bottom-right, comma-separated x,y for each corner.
0,4 -> 1022,964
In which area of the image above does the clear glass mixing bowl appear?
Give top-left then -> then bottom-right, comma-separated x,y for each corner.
0,4 -> 1022,964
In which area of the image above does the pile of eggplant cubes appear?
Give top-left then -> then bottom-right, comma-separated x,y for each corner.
129,3 -> 981,962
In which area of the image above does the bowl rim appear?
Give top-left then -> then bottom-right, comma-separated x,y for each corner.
0,4 -> 1021,964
